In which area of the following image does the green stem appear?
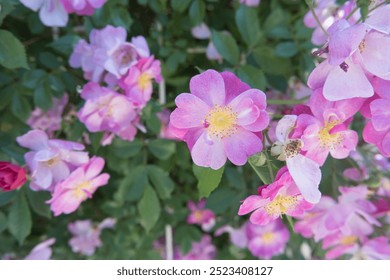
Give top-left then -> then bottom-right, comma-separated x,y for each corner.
267,97 -> 309,105
346,6 -> 359,20
306,1 -> 328,36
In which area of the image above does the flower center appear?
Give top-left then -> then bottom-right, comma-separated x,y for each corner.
73,181 -> 93,199
284,139 -> 303,159
44,156 -> 60,167
318,120 -> 342,149
193,210 -> 203,222
261,232 -> 275,244
138,72 -> 152,91
340,235 -> 357,246
204,105 -> 237,138
359,39 -> 365,53
265,194 -> 298,216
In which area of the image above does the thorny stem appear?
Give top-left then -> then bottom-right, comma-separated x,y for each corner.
306,0 -> 329,36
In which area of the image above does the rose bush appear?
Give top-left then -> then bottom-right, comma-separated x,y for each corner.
0,0 -> 389,260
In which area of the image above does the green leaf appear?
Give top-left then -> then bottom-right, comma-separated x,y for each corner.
90,132 -> 104,152
206,188 -> 238,214
11,94 -> 32,121
357,0 -> 370,21
0,29 -> 28,69
253,46 -> 292,76
26,188 -> 51,219
111,8 -> 133,29
48,35 -> 81,55
111,138 -> 143,159
115,166 -> 149,203
171,0 -> 192,12
211,30 -> 240,65
0,211 -> 7,233
148,139 -> 175,160
0,1 -> 14,25
236,65 -> 267,90
34,81 -> 53,111
175,225 -> 201,254
235,5 -> 261,48
193,165 -> 225,198
275,41 -> 298,58
189,0 -> 205,25
148,165 -> 174,200
0,191 -> 15,207
248,155 -> 273,184
8,191 -> 32,245
138,186 -> 161,232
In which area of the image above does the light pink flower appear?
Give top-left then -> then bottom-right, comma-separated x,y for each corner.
308,20 -> 390,101
60,0 -> 106,16
47,156 -> 110,216
357,236 -> 390,259
17,130 -> 89,192
270,115 -> 322,203
191,23 -> 211,39
238,167 -> 314,225
294,186 -> 380,242
239,0 -> 261,7
68,218 -> 116,256
20,0 -> 68,27
27,95 -> 68,136
245,219 -> 289,259
187,199 -> 216,231
119,56 -> 161,108
176,235 -> 216,260
295,89 -> 361,165
25,238 -> 56,260
78,82 -> 137,137
170,70 -> 269,170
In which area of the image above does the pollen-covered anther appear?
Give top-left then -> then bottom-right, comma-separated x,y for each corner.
284,139 -> 303,159
359,39 -> 366,53
318,120 -> 343,149
205,105 -> 238,138
265,194 -> 299,216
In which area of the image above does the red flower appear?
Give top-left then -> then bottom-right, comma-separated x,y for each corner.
0,162 -> 26,192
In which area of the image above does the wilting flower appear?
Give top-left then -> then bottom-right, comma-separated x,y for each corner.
47,156 -> 110,216
170,70 -> 269,170
25,238 -> 56,260
270,115 -> 322,203
27,95 -> 68,136
238,167 -> 314,225
17,130 -> 89,192
20,0 -> 68,27
68,218 -> 116,256
187,199 -> 215,231
0,162 -> 26,192
60,0 -> 106,16
119,56 -> 161,107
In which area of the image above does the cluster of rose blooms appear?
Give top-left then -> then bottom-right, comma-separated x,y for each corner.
20,0 -> 107,27
166,2 -> 390,259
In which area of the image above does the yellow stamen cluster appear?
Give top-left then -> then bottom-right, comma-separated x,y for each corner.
44,156 -> 60,167
318,120 -> 343,149
284,139 -> 303,159
340,235 -> 357,246
359,39 -> 366,53
205,105 -> 237,138
265,195 -> 299,216
138,72 -> 152,91
261,232 -> 275,244
73,181 -> 92,199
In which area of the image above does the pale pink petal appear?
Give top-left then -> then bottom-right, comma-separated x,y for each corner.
191,132 -> 227,170
238,195 -> 268,215
275,115 -> 297,142
17,130 -> 49,151
190,70 -> 226,106
170,94 -> 210,129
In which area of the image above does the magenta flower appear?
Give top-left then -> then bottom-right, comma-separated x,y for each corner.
270,115 -> 322,203
17,130 -> 89,192
358,237 -> 390,259
60,0 -> 106,16
20,0 -> 68,27
170,70 -> 269,170
47,156 -> 110,216
68,218 -> 116,256
215,224 -> 248,249
78,82 -> 137,137
27,95 -> 68,137
25,238 -> 56,260
295,89 -> 361,165
245,219 -> 289,259
187,199 -> 216,231
239,167 -> 314,225
119,56 -> 161,107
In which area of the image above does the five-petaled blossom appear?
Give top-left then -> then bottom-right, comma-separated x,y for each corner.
170,70 -> 269,170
